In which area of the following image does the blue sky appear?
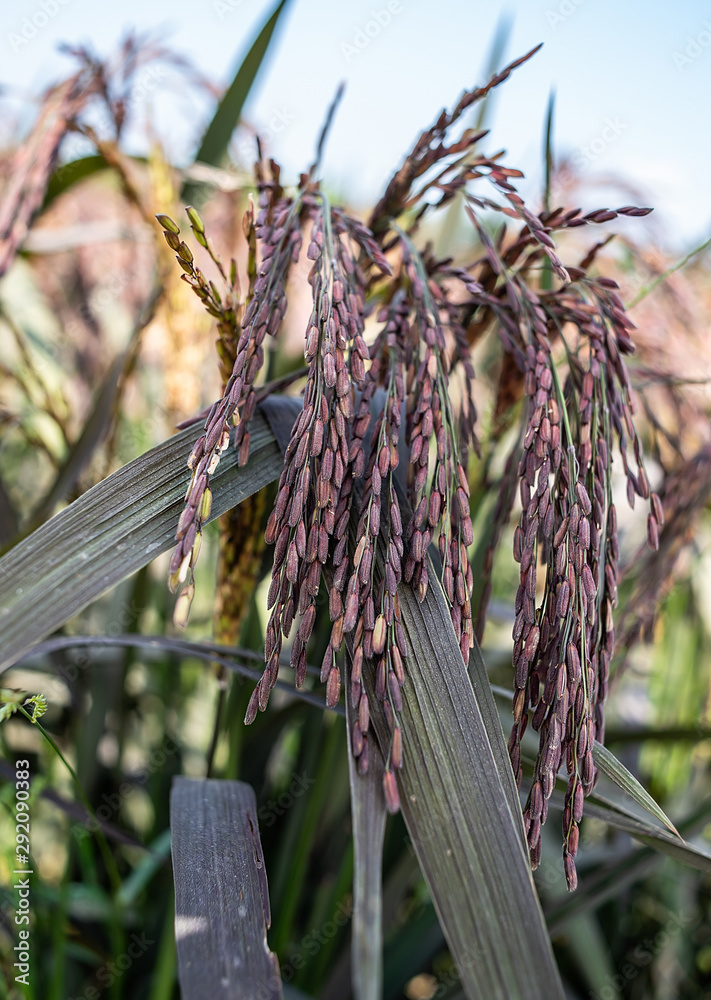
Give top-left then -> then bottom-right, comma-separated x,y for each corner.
2,0 -> 710,251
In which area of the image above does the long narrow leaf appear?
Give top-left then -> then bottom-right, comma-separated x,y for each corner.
170,777 -> 282,998
30,283 -> 164,524
371,579 -> 564,1000
0,411 -> 282,672
345,668 -> 387,1000
583,797 -> 711,874
42,155 -> 110,210
545,797 -> 711,933
592,740 -> 679,837
21,633 -> 338,716
520,751 -> 711,875
467,638 -> 527,848
182,0 -> 291,200
491,684 -> 681,841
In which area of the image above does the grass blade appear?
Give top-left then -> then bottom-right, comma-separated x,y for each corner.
170,777 -> 282,998
491,684 -> 682,842
473,13 -> 513,132
592,740 -> 680,837
542,89 -> 555,215
30,283 -> 163,525
545,797 -> 711,932
0,410 -> 282,672
373,578 -> 564,1000
345,661 -> 387,1000
42,155 -> 110,210
182,0 -> 292,200
116,828 -> 172,907
626,233 -> 711,309
467,638 -> 527,848
21,633 -> 338,716
520,750 -> 711,875
584,797 -> 711,874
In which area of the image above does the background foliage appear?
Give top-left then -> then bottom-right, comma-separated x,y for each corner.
2,10 -> 711,1000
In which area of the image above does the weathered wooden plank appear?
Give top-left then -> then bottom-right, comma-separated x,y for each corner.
170,777 -> 282,1000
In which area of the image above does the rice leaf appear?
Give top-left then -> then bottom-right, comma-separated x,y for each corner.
116,828 -> 172,907
182,0 -> 292,200
467,636 -> 527,846
0,473 -> 18,546
583,796 -> 711,874
592,740 -> 680,837
371,577 -> 564,1000
30,283 -> 163,525
545,797 -> 711,933
345,666 -> 387,1000
520,750 -> 711,876
42,154 -> 111,209
0,411 -> 282,672
170,777 -> 282,998
22,633 -> 338,716
492,684 -> 682,842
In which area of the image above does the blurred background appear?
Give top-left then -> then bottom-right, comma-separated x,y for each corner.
3,0 -> 711,246
1,1 -> 711,998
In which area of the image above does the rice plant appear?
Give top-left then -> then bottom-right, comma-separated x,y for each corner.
1,11 -> 711,1000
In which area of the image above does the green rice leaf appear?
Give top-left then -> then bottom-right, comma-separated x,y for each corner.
182,0 -> 291,201
592,740 -> 680,837
0,411 -> 282,673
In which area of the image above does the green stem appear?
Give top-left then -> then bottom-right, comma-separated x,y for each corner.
271,716 -> 344,956
146,891 -> 178,1000
18,707 -> 126,1000
626,233 -> 711,309
19,708 -> 121,894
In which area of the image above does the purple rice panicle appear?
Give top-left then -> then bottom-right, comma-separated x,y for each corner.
246,195 -> 390,728
160,54 -> 666,864
341,291 -> 411,809
368,45 -> 544,237
394,235 -> 475,663
164,163 -> 303,624
439,191 -> 660,888
616,445 -> 707,661
503,270 -> 663,890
